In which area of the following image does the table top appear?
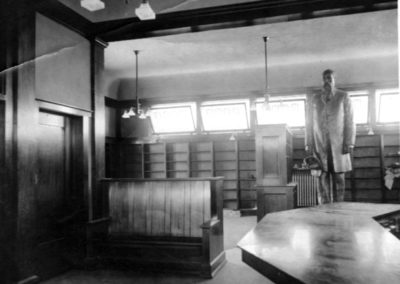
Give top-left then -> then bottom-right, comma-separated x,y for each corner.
238,202 -> 400,284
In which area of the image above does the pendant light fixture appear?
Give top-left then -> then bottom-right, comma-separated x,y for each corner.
263,36 -> 271,109
135,0 -> 156,20
122,50 -> 148,119
80,0 -> 105,11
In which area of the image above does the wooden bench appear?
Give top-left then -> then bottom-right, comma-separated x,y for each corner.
87,177 -> 225,278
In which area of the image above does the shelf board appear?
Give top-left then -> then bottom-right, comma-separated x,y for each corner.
353,156 -> 380,159
214,169 -> 237,172
144,161 -> 165,164
354,166 -> 382,169
144,170 -> 166,173
215,159 -> 237,162
239,169 -> 256,171
166,160 -> 188,163
190,160 -> 211,163
190,169 -> 213,172
385,154 -> 400,157
189,150 -> 212,153
144,152 -> 165,155
167,170 -> 189,172
166,151 -> 189,154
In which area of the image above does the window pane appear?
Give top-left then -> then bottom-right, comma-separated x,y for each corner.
377,90 -> 400,123
256,98 -> 305,127
349,95 -> 368,124
150,104 -> 196,133
201,102 -> 249,131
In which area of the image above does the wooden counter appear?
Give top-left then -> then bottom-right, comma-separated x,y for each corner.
88,177 -> 225,277
238,202 -> 400,284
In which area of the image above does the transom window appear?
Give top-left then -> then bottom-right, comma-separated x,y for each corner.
376,89 -> 400,123
149,102 -> 197,133
255,95 -> 306,127
349,91 -> 369,124
200,99 -> 250,131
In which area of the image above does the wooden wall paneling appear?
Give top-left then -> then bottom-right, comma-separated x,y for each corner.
124,181 -> 137,234
91,39 -> 107,221
164,181 -> 172,236
150,181 -> 166,236
190,181 -> 204,237
183,181 -> 192,236
83,116 -> 92,220
13,6 -> 40,280
171,181 -> 185,236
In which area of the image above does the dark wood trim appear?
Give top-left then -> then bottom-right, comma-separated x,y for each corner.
90,37 -> 107,220
95,0 -> 397,42
242,250 -> 303,284
36,99 -> 92,117
34,0 -> 95,40
104,96 -> 120,108
379,134 -> 386,203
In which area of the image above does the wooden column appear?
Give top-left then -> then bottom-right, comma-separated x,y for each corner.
4,2 -> 40,280
91,38 -> 108,220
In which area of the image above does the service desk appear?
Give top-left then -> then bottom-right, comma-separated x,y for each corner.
88,177 -> 225,278
238,202 -> 400,284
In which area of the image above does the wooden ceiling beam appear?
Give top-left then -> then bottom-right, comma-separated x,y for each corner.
93,0 -> 397,42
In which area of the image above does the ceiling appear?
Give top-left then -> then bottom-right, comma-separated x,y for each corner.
105,9 -> 398,78
58,0 -> 255,23
29,0 -> 398,98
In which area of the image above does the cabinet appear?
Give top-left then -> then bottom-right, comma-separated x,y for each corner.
256,184 -> 297,221
255,124 -> 293,186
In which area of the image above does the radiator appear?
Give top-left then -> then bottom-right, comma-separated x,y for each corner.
292,169 -> 319,207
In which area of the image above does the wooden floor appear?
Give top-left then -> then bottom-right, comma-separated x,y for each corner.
43,210 -> 273,284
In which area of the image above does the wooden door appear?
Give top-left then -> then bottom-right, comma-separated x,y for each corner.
36,111 -> 84,279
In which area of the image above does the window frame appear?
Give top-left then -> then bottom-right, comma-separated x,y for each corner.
348,90 -> 369,125
200,99 -> 250,132
255,95 -> 307,128
149,102 -> 197,134
375,88 -> 400,124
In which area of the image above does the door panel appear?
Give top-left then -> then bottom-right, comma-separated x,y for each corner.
37,112 -> 66,243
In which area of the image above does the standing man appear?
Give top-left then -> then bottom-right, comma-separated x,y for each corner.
306,69 -> 356,204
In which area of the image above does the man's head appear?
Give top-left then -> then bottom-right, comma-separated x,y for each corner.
322,69 -> 335,93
